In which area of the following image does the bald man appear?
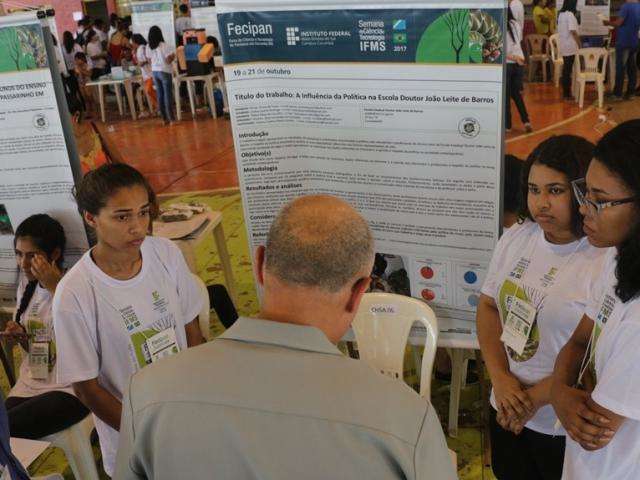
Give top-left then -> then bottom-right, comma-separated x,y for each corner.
114,195 -> 456,480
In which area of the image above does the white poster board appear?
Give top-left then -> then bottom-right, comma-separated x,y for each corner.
190,5 -> 221,42
131,0 -> 176,49
0,12 -> 89,306
217,0 -> 505,345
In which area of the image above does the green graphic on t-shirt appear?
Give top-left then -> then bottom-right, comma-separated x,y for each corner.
25,318 -> 55,372
579,323 -> 601,392
498,279 -> 540,362
130,328 -> 160,368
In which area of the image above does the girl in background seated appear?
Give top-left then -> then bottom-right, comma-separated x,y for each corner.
4,214 -> 89,439
74,52 -> 95,117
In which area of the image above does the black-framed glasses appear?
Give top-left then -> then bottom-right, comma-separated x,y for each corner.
572,178 -> 637,215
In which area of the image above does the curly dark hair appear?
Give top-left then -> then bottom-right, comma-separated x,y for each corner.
518,135 -> 595,237
593,119 -> 640,303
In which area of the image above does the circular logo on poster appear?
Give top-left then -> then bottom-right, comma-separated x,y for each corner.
33,114 -> 49,131
458,117 -> 480,138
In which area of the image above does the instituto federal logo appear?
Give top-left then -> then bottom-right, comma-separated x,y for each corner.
286,26 -> 300,45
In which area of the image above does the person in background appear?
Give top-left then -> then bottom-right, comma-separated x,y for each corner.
510,0 -> 525,31
61,31 -> 84,111
120,46 -> 134,69
93,19 -> 108,46
506,5 -> 533,133
148,25 -> 176,125
504,154 -> 523,229
533,0 -> 553,35
108,13 -> 119,39
558,0 -> 581,100
206,35 -> 221,56
174,3 -> 192,43
109,21 -> 130,66
114,195 -> 456,480
547,3 -> 558,34
478,135 -> 608,480
85,29 -> 107,79
2,215 -> 89,439
551,120 -> 640,480
131,33 -> 157,116
603,0 -> 640,101
53,163 -> 204,478
74,52 -> 95,117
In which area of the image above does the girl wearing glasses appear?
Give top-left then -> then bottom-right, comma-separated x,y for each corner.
552,120 -> 640,479
477,135 -> 609,479
52,163 -> 204,477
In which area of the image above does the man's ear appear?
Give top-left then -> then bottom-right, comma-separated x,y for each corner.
346,276 -> 371,313
254,246 -> 266,287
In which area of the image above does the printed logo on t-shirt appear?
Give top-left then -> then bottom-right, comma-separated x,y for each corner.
152,290 -> 169,314
596,294 -> 616,325
540,267 -> 560,288
509,257 -> 530,280
120,305 -> 141,331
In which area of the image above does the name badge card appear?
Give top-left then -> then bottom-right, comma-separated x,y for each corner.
145,328 -> 180,363
500,296 -> 536,355
29,342 -> 49,380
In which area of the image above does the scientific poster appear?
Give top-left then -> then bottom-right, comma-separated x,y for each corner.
131,0 -> 176,49
0,13 -> 88,306
217,0 -> 505,339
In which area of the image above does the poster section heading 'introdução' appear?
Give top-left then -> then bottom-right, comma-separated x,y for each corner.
0,13 -> 88,306
217,0 -> 505,335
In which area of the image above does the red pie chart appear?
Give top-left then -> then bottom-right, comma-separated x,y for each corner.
420,266 -> 435,279
421,288 -> 436,301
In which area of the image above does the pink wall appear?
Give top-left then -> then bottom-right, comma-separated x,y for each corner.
7,0 -> 116,37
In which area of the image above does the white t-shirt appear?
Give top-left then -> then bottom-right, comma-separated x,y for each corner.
136,45 -> 152,81
62,44 -> 83,71
85,40 -> 106,69
9,275 -> 75,399
558,11 -> 579,57
93,27 -> 107,44
510,0 -> 525,31
148,42 -> 174,74
563,249 -> 640,480
53,236 -> 203,476
482,221 -> 609,435
507,20 -> 524,64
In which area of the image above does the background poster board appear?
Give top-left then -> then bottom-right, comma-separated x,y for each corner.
217,0 -> 505,342
131,0 -> 176,49
0,12 -> 88,306
189,3 -> 221,43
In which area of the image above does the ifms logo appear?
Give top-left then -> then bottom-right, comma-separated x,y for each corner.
370,304 -> 398,315
286,27 -> 300,45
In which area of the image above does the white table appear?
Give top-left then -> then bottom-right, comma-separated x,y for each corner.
153,211 -> 238,304
87,72 -> 138,123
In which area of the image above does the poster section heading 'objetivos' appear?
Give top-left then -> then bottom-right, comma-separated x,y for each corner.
217,1 -> 505,331
0,13 -> 89,306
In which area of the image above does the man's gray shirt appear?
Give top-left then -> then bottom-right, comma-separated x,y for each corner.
114,317 -> 456,479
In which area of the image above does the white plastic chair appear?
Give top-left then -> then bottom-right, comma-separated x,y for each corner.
191,273 -> 211,341
525,34 -> 550,82
352,292 -> 438,400
549,33 -> 563,87
576,47 -> 608,108
40,415 -> 99,480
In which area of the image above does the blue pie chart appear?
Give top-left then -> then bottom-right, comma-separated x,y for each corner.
464,271 -> 478,284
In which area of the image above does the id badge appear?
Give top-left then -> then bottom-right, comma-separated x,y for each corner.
145,328 -> 180,363
500,296 -> 536,356
29,342 -> 49,380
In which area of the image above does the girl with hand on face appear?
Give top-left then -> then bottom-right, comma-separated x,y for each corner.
477,135 -> 609,480
53,163 -> 204,478
551,120 -> 640,480
3,215 -> 89,439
